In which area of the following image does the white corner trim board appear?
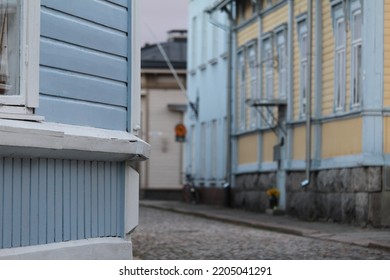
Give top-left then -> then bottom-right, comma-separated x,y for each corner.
0,238 -> 133,260
0,119 -> 151,161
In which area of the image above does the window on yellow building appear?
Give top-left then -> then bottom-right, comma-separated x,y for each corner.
263,37 -> 274,125
334,17 -> 346,111
238,50 -> 246,131
275,25 -> 287,100
248,43 -> 258,129
297,16 -> 308,119
351,6 -> 362,108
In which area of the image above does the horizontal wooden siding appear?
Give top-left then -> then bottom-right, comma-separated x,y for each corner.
38,0 -> 129,130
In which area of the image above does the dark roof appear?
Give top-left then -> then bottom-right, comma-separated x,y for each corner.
141,33 -> 187,70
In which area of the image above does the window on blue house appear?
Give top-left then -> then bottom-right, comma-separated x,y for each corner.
0,0 -> 40,116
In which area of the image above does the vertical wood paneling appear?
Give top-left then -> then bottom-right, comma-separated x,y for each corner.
0,158 -> 125,249
70,161 -> 78,240
77,161 -> 85,240
97,162 -> 105,236
0,158 -> 3,248
21,159 -> 31,246
110,163 -> 117,236
30,159 -> 39,246
84,161 -> 92,239
104,162 -> 111,236
63,160 -> 71,241
3,158 -> 13,248
38,159 -> 47,245
47,159 -> 55,243
12,159 -> 22,247
54,159 -> 63,242
91,161 -> 98,238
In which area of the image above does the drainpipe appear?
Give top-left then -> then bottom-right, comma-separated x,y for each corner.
224,3 -> 234,199
301,0 -> 313,188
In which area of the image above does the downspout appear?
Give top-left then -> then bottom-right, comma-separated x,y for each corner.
225,3 -> 234,195
301,0 -> 313,188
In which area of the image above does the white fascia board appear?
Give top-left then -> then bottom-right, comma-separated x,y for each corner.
0,119 -> 151,161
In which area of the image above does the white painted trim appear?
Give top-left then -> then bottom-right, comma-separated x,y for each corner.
0,238 -> 132,260
125,165 -> 139,234
0,119 -> 151,161
0,0 -> 40,110
130,0 -> 141,136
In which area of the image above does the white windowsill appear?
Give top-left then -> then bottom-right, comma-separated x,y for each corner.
0,119 -> 150,161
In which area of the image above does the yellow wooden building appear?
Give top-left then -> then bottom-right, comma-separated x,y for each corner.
209,0 -> 390,226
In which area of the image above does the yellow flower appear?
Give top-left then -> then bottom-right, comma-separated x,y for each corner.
266,188 -> 280,198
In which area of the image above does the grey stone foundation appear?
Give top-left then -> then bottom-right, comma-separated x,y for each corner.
233,167 -> 390,227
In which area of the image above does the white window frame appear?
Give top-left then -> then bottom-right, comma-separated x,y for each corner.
263,36 -> 274,126
0,0 -> 40,118
201,12 -> 208,64
248,43 -> 258,129
332,4 -> 346,112
238,50 -> 246,131
275,25 -> 287,99
350,5 -> 362,109
297,18 -> 308,119
191,16 -> 197,68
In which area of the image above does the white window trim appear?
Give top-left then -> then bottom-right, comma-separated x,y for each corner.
334,16 -> 346,112
350,5 -> 362,109
0,0 -> 40,118
263,37 -> 274,126
275,26 -> 287,99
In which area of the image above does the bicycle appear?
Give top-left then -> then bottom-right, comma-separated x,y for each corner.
182,174 -> 200,204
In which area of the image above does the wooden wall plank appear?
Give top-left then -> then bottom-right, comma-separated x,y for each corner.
110,163 -> 118,236
3,158 -> 12,248
98,162 -> 105,236
12,158 -> 22,247
77,161 -> 85,240
47,159 -> 55,243
40,67 -> 127,107
63,160 -> 71,241
37,95 -> 127,131
70,160 -> 78,240
84,161 -> 92,239
54,159 -> 63,242
104,162 -> 111,236
41,8 -> 127,57
30,159 -> 39,246
38,159 -> 48,245
41,0 -> 128,32
40,39 -> 127,82
21,159 -> 31,246
91,161 -> 98,238
0,158 -> 3,248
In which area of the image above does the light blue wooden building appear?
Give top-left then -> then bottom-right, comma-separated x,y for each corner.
0,0 -> 149,259
185,0 -> 230,205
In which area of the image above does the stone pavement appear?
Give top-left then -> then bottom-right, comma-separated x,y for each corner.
140,200 -> 390,252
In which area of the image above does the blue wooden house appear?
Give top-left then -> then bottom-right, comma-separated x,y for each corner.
0,0 -> 149,259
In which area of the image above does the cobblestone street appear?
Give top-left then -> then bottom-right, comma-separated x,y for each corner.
131,206 -> 390,260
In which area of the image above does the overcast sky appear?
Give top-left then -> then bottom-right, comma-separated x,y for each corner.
139,0 -> 188,47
